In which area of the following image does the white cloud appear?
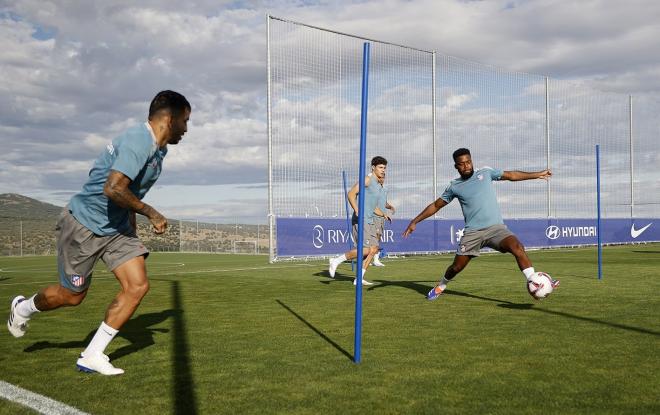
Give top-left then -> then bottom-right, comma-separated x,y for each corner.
0,0 -> 659,222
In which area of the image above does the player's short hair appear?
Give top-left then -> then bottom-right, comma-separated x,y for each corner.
148,90 -> 191,120
371,156 -> 387,167
452,148 -> 471,162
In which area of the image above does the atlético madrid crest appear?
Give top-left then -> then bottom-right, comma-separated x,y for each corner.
71,274 -> 86,287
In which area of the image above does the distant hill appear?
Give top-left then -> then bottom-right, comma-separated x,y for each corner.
0,193 -> 268,255
0,193 -> 63,219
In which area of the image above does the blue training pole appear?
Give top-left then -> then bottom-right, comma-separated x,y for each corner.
596,144 -> 603,280
354,42 -> 370,364
342,170 -> 355,272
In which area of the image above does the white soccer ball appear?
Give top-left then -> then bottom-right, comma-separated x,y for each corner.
526,271 -> 554,300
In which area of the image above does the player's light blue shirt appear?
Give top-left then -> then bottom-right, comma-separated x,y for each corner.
352,174 -> 385,225
440,167 -> 504,230
377,182 -> 388,213
69,123 -> 167,236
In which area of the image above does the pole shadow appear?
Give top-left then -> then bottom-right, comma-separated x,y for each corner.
170,280 -> 198,415
276,299 -> 353,362
447,290 -> 660,337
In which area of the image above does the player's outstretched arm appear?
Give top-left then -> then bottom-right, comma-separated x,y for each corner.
104,170 -> 168,234
403,198 -> 448,237
501,169 -> 552,182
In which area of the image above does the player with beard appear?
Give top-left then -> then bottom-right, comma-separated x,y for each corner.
7,90 -> 191,375
403,148 -> 559,300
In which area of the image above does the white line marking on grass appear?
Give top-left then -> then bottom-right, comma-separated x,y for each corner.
0,380 -> 90,415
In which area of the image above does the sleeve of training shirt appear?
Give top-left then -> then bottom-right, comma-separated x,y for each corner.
111,129 -> 153,181
486,167 -> 504,181
440,183 -> 455,203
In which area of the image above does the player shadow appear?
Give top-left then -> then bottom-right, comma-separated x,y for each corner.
314,270 -> 356,285
366,280 -> 436,296
0,277 -> 10,282
23,309 -> 176,359
276,299 -> 353,362
448,290 -> 660,336
632,250 -> 660,254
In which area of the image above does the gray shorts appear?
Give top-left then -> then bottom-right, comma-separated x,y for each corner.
373,216 -> 385,236
56,208 -> 149,292
457,224 -> 514,256
352,220 -> 380,248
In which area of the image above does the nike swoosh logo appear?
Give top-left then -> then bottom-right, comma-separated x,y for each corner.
631,223 -> 652,238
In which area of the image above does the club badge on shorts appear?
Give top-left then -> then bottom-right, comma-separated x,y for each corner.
71,274 -> 86,287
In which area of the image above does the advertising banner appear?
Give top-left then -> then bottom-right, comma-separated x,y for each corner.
275,217 -> 659,258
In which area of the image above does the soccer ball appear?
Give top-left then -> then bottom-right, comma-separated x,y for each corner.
526,272 -> 554,300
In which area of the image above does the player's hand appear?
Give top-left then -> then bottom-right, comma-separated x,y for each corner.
538,169 -> 552,180
384,214 -> 392,223
403,222 -> 416,237
149,211 -> 168,234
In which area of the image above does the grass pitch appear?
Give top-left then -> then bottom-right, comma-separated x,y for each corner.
1,244 -> 659,414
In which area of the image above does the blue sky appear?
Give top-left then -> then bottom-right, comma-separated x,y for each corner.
1,0 -> 658,223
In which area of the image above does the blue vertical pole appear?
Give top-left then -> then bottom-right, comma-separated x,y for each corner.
354,42 -> 370,364
596,144 -> 602,280
342,171 -> 355,272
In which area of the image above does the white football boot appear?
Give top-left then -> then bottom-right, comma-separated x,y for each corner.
76,352 -> 124,375
7,296 -> 29,338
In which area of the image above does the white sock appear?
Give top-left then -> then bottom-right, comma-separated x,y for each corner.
83,322 -> 118,356
522,267 -> 535,280
439,277 -> 450,290
361,268 -> 367,277
16,294 -> 40,318
334,254 -> 347,264
374,252 -> 380,259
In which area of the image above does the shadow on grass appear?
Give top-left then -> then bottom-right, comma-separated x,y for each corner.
24,280 -> 198,415
0,277 -> 10,282
170,280 -> 198,415
276,299 -> 353,362
447,290 -> 660,336
632,250 -> 660,254
23,309 -> 175,358
366,280 -> 435,296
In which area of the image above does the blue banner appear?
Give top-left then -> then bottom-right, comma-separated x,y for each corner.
276,217 -> 659,258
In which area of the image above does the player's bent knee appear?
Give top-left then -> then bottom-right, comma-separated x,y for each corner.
126,281 -> 150,301
62,288 -> 87,306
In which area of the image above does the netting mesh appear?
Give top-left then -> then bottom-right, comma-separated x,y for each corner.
269,18 -> 434,220
268,17 -> 660,259
437,55 -> 547,219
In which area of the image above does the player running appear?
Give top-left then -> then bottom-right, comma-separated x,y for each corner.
403,148 -> 559,300
7,90 -> 191,375
329,156 -> 391,285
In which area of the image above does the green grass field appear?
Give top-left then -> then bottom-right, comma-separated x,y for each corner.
1,245 -> 659,415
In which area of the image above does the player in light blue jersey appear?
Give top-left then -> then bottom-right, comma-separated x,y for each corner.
7,91 -> 191,375
403,148 -> 559,300
372,169 -> 395,267
329,156 -> 391,286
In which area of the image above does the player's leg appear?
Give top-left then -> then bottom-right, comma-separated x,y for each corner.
77,232 -> 149,375
372,218 -> 385,266
8,208 -> 96,338
428,255 -> 472,300
329,247 -> 369,278
355,245 -> 378,286
498,233 -> 559,289
77,255 -> 148,376
354,223 -> 379,286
